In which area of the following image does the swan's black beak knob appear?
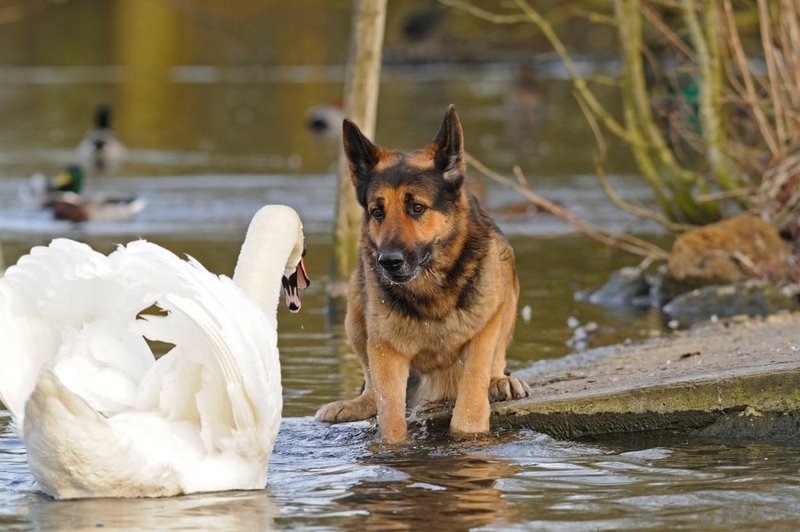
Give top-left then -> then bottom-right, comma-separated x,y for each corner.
281,257 -> 310,313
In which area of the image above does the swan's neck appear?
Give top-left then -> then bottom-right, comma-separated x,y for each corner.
232,208 -> 299,315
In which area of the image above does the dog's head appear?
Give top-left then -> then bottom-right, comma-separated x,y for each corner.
343,105 -> 467,285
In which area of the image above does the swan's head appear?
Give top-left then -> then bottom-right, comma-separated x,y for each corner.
235,205 -> 311,314
264,205 -> 311,313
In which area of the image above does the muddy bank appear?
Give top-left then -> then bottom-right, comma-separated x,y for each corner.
420,313 -> 800,441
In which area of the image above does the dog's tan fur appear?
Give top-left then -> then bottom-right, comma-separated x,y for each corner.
316,106 -> 529,443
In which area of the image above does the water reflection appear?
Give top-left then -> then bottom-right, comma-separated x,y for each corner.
339,451 -> 520,530
27,491 -> 277,531
269,419 -> 525,530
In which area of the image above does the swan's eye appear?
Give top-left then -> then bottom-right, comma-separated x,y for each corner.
371,208 -> 384,222
410,203 -> 427,216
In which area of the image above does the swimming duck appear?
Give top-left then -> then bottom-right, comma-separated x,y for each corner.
50,191 -> 146,223
18,166 -> 83,209
305,102 -> 344,139
0,205 -> 310,499
20,165 -> 144,222
77,105 -> 126,172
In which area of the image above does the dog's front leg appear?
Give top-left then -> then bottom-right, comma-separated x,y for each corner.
450,309 -> 504,436
368,341 -> 410,443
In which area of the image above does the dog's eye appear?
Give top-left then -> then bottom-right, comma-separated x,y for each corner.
371,208 -> 384,221
410,203 -> 427,216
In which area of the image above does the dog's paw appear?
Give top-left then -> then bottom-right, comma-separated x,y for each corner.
315,395 -> 377,423
489,376 -> 531,402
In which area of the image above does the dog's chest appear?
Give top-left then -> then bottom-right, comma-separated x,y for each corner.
369,298 -> 490,369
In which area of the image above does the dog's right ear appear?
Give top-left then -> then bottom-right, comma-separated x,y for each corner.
431,105 -> 465,190
343,119 -> 382,206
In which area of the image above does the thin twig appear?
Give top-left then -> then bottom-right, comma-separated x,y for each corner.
758,0 -> 788,155
436,0 -> 530,24
465,152 -> 671,260
442,0 -> 633,145
570,8 -> 615,26
642,4 -> 694,59
722,0 -> 779,157
575,91 -> 696,232
694,187 -> 757,203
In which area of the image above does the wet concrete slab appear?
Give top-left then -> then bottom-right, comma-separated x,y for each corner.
420,313 -> 800,441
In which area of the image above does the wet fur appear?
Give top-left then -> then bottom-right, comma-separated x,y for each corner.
316,106 -> 529,442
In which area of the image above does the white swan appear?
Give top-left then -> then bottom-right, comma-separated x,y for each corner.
0,204 -> 309,499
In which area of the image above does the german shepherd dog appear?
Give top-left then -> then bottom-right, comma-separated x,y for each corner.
316,106 -> 530,443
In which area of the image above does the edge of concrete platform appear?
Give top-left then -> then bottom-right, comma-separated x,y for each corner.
418,364 -> 800,441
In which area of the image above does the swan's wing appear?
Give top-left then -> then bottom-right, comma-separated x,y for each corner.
0,239 -> 154,427
0,238 -> 282,463
115,241 -> 283,458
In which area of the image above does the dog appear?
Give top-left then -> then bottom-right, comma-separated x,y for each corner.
316,105 -> 530,443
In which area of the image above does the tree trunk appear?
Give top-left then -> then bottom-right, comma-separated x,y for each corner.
330,0 -> 387,294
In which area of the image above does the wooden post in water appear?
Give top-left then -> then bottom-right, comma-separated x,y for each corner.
330,0 -> 387,296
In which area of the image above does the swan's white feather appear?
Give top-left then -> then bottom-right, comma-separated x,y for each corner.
0,205 -> 298,499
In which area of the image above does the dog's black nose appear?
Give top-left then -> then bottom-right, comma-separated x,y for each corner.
377,249 -> 405,272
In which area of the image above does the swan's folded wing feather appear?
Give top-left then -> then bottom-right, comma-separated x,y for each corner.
117,241 -> 282,456
133,292 -> 280,457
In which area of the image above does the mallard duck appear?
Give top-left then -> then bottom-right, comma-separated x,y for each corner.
77,105 -> 126,172
0,205 -> 310,499
50,191 -> 146,222
19,165 -> 143,222
18,166 -> 83,209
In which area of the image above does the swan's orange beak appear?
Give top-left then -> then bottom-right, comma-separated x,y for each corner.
282,257 -> 310,313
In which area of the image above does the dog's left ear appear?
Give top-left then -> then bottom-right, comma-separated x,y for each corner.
343,119 -> 381,179
343,119 -> 384,207
430,105 -> 465,188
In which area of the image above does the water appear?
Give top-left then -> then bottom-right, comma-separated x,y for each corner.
3,414 -> 800,531
1,1 -> 799,529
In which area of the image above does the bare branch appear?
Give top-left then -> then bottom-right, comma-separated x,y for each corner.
758,0 -> 788,155
436,0 -> 529,24
576,92 -> 697,232
721,0 -> 779,157
465,152 -> 671,260
694,187 -> 757,203
642,4 -> 693,59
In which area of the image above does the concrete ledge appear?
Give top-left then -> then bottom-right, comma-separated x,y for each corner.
491,366 -> 800,439
419,313 -> 800,441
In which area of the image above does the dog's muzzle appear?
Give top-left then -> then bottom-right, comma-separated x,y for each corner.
377,249 -> 417,284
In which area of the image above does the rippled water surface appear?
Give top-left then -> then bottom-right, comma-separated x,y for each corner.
3,413 -> 800,531
1,1 -> 799,530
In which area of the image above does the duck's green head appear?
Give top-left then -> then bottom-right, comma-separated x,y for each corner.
54,165 -> 84,194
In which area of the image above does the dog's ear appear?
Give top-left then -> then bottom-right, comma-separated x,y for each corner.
343,119 -> 382,207
430,105 -> 465,188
